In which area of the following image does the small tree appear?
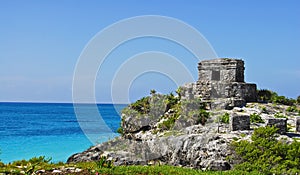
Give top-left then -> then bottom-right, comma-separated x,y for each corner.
257,89 -> 273,102
197,109 -> 210,125
175,87 -> 182,100
150,89 -> 156,96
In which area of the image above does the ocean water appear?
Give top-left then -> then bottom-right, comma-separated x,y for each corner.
0,102 -> 126,163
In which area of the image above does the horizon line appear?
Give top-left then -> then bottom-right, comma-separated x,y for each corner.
0,101 -> 129,105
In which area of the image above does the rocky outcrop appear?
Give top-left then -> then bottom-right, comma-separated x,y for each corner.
68,123 -> 233,171
68,100 -> 300,170
67,58 -> 299,171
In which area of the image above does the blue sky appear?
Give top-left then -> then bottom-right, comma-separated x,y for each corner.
0,0 -> 299,103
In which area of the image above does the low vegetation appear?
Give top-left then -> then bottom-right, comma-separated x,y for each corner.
0,157 -> 263,175
286,105 -> 300,114
249,113 -> 264,123
197,109 -> 210,125
130,96 -> 150,114
257,89 -> 297,106
164,92 -> 180,112
219,112 -> 230,124
230,126 -> 300,174
158,114 -> 179,130
274,113 -> 287,118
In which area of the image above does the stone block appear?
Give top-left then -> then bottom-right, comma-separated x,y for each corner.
230,114 -> 250,131
296,117 -> 300,133
267,118 -> 287,134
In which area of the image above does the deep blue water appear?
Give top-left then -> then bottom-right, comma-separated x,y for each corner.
0,102 -> 126,163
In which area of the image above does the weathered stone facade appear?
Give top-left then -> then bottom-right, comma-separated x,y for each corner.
181,58 -> 257,109
230,114 -> 250,131
296,117 -> 300,133
267,118 -> 287,134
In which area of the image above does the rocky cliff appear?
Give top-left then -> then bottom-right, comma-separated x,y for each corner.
67,92 -> 300,170
67,58 -> 299,171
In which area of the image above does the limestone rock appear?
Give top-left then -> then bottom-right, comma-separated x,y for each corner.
230,114 -> 250,131
67,58 -> 299,172
296,117 -> 300,132
68,124 -> 232,170
267,118 -> 287,134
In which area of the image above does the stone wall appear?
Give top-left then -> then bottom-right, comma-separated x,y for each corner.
296,117 -> 300,133
198,58 -> 244,82
180,58 -> 257,109
230,114 -> 250,131
267,118 -> 287,134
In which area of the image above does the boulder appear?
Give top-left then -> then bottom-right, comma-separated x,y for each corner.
230,114 -> 250,131
267,118 -> 287,134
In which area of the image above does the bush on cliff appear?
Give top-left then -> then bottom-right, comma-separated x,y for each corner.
257,89 -> 296,106
231,126 -> 300,174
164,92 -> 180,112
158,114 -> 179,130
197,109 -> 210,125
286,105 -> 299,113
219,112 -> 230,124
272,95 -> 296,106
250,113 -> 264,123
257,89 -> 273,103
130,96 -> 150,114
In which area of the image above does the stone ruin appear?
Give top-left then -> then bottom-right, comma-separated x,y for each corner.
267,118 -> 287,134
230,114 -> 250,131
297,117 -> 300,133
181,58 -> 257,109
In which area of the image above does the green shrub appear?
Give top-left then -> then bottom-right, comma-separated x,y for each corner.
96,156 -> 113,169
257,89 -> 273,102
175,87 -> 182,99
274,113 -> 287,118
197,109 -> 210,125
297,95 -> 300,104
165,93 -> 179,111
272,95 -> 296,106
260,106 -> 267,113
250,113 -> 264,123
240,133 -> 246,138
257,89 -> 296,106
28,156 -> 51,164
219,113 -> 230,124
231,126 -> 300,174
130,96 -> 150,114
232,137 -> 239,141
150,89 -> 156,95
117,127 -> 124,135
0,161 -> 4,168
286,106 -> 298,113
158,114 -> 178,130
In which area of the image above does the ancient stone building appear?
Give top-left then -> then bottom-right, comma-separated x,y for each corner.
181,58 -> 257,109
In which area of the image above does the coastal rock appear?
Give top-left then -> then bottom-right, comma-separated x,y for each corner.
68,101 -> 300,171
68,122 -> 233,171
68,58 -> 299,171
121,94 -> 167,134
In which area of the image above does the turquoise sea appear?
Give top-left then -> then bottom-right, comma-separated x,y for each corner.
0,102 -> 126,163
